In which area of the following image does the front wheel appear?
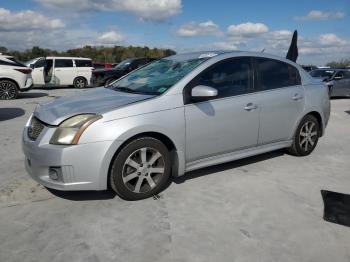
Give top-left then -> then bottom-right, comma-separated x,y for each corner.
287,115 -> 320,156
110,137 -> 171,200
73,77 -> 88,89
0,80 -> 18,100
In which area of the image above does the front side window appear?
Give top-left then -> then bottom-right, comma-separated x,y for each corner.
189,57 -> 253,98
34,59 -> 46,68
55,59 -> 73,68
109,57 -> 208,95
310,69 -> 334,78
257,58 -> 301,90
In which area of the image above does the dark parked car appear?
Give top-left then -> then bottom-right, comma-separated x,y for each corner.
310,69 -> 350,97
93,62 -> 113,69
90,57 -> 156,87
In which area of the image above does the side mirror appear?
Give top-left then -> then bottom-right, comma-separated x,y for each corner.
191,85 -> 218,101
30,64 -> 35,69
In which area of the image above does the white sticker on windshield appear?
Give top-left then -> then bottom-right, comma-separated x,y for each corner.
198,52 -> 218,59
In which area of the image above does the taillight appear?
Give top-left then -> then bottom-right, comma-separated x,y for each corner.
15,68 -> 32,74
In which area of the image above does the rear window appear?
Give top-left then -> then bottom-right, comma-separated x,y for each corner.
0,57 -> 25,67
55,59 -> 73,68
76,60 -> 92,67
257,58 -> 301,90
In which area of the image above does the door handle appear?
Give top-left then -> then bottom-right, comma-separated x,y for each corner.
292,93 -> 303,101
244,103 -> 258,111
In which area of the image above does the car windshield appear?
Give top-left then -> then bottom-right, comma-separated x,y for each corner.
310,70 -> 335,78
114,59 -> 133,69
108,57 -> 208,95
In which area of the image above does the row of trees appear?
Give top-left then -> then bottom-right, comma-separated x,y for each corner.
0,45 -> 176,63
326,59 -> 350,68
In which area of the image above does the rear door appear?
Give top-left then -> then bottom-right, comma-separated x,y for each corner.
53,59 -> 75,85
254,57 -> 305,145
75,59 -> 93,84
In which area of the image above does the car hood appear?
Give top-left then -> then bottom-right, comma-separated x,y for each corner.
93,68 -> 124,74
34,87 -> 154,125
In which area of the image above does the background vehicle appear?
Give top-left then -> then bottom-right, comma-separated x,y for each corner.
27,57 -> 93,88
301,65 -> 317,72
310,68 -> 350,97
23,51 -> 330,200
93,62 -> 113,69
90,57 -> 156,87
0,55 -> 33,99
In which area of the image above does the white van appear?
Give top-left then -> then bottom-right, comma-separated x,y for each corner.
26,57 -> 93,88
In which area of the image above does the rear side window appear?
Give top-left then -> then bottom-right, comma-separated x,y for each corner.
191,57 -> 253,98
55,59 -> 73,68
76,60 -> 92,67
256,58 -> 301,90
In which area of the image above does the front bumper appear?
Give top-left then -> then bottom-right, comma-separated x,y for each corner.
22,122 -> 116,191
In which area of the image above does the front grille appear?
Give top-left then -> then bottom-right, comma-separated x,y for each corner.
28,117 -> 45,141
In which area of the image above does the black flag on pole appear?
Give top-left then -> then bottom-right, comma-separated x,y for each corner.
286,30 -> 298,62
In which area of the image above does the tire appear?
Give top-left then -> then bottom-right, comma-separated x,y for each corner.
287,115 -> 320,156
73,77 -> 88,89
110,137 -> 171,200
0,80 -> 19,100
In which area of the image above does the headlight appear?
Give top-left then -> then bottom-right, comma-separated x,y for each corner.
50,114 -> 102,145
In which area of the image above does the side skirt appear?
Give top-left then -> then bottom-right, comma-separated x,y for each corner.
185,140 -> 292,173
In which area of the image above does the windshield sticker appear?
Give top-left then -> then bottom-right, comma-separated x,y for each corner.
198,52 -> 218,59
157,87 -> 167,93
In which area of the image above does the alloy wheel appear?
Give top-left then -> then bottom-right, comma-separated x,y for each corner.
299,121 -> 318,152
122,147 -> 165,194
0,81 -> 17,100
75,78 -> 86,88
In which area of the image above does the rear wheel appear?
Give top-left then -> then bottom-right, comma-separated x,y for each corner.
287,115 -> 320,156
73,77 -> 88,88
0,80 -> 18,100
110,137 -> 171,200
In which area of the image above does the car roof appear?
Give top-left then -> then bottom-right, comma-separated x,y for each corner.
166,50 -> 298,65
45,56 -> 91,60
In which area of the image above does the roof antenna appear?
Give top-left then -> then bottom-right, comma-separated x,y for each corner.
286,30 -> 298,62
261,48 -> 265,53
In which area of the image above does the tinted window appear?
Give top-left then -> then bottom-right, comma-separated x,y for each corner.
191,57 -> 253,98
76,60 -> 92,67
55,59 -> 73,68
344,71 -> 350,79
0,58 -> 25,67
310,69 -> 334,78
257,58 -> 301,90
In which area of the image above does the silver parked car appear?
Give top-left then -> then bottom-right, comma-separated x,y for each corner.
22,51 -> 330,200
310,69 -> 350,97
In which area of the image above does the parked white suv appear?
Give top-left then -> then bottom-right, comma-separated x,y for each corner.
0,55 -> 33,100
26,57 -> 93,88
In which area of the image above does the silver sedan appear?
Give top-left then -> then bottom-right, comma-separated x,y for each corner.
22,51 -> 330,200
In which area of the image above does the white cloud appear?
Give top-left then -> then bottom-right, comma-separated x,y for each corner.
0,8 -> 64,31
36,0 -> 182,21
319,33 -> 346,46
176,20 -> 221,37
295,10 -> 345,21
227,22 -> 269,37
97,31 -> 125,44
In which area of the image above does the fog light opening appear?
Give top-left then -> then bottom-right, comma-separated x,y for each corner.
49,167 -> 61,181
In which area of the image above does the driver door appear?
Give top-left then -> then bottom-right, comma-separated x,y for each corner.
31,58 -> 46,85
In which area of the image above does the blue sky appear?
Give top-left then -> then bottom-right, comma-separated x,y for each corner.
0,0 -> 349,65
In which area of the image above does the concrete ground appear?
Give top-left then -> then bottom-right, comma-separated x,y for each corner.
0,88 -> 350,262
